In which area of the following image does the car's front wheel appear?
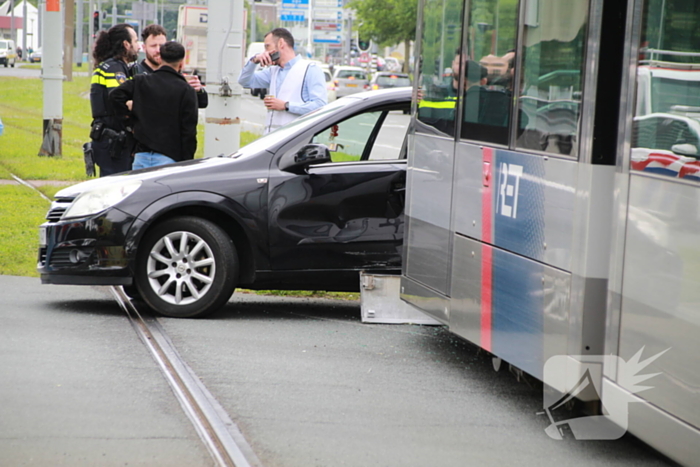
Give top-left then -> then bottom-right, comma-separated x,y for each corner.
135,216 -> 238,318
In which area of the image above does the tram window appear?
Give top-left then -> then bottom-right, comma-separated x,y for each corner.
630,0 -> 700,179
515,0 -> 589,157
459,0 -> 518,145
415,0 -> 464,137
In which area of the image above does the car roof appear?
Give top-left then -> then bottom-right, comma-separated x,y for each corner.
334,66 -> 365,72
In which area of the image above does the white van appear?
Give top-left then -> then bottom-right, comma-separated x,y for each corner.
245,42 -> 268,99
0,39 -> 17,68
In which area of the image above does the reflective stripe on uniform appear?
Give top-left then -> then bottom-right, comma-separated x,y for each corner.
418,97 -> 457,109
91,67 -> 128,88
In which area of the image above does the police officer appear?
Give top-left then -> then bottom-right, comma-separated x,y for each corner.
89,23 -> 140,177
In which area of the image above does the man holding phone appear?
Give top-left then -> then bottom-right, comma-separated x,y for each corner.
238,28 -> 327,134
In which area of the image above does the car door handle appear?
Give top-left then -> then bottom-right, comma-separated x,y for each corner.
391,182 -> 406,192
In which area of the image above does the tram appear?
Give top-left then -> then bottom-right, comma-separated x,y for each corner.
401,0 -> 699,464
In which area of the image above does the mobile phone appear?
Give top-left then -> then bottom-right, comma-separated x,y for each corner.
269,51 -> 280,63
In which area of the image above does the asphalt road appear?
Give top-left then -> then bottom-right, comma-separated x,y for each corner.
0,276 -> 678,467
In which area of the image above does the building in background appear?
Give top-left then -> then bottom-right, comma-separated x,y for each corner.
0,0 -> 39,51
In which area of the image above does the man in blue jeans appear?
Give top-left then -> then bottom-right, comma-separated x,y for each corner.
109,41 -> 198,170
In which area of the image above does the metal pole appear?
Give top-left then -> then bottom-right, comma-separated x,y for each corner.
63,0 -> 74,81
112,0 -> 117,27
10,0 -> 15,43
307,0 -> 312,57
76,0 -> 84,65
37,0 -> 42,47
250,0 -> 256,43
40,0 -> 63,157
344,10 -> 351,65
22,0 -> 27,59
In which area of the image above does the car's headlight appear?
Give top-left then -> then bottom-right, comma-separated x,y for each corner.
62,180 -> 142,219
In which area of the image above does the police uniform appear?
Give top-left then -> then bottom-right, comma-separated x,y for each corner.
89,57 -> 135,176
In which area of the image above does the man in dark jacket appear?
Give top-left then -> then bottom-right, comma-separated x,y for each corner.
110,41 -> 199,169
132,23 -> 208,109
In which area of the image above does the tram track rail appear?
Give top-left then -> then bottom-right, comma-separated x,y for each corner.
109,286 -> 263,467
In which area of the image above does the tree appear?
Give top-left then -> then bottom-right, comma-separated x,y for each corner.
348,0 -> 417,72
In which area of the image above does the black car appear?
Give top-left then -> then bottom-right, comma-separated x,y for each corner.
38,88 -> 411,318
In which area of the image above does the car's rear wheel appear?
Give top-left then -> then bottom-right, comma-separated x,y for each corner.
135,216 -> 238,318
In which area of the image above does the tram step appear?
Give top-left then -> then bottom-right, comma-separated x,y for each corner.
360,272 -> 442,325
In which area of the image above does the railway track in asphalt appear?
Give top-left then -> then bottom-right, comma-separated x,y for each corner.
109,286 -> 263,467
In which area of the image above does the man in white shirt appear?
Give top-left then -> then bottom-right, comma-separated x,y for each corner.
238,28 -> 327,134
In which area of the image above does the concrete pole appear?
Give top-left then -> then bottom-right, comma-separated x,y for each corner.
204,0 -> 244,156
39,0 -> 63,157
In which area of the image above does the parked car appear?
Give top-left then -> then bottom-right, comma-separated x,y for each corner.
28,48 -> 42,63
38,88 -> 412,318
370,72 -> 412,91
323,69 -> 337,102
384,57 -> 402,72
332,66 -> 369,98
0,39 -> 17,67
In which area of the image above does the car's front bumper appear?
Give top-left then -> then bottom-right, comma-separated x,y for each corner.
37,208 -> 137,286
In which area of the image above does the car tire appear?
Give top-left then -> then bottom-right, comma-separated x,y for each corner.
135,216 -> 239,318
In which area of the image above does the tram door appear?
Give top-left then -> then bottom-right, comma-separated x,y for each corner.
402,0 -> 465,322
605,0 -> 700,458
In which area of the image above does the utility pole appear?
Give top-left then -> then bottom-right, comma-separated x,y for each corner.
63,0 -> 74,81
204,0 -> 245,156
39,0 -> 63,157
76,0 -> 83,66
250,1 -> 256,43
10,0 -> 15,43
22,0 -> 27,59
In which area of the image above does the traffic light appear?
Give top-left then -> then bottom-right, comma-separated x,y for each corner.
358,37 -> 371,52
93,11 -> 100,32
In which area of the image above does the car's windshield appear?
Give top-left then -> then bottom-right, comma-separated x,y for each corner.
0,41 -> 7,49
228,97 -> 363,159
377,75 -> 411,87
338,70 -> 366,79
651,77 -> 700,113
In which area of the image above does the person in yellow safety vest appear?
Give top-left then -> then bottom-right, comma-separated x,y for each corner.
88,24 -> 140,177
417,52 -> 489,136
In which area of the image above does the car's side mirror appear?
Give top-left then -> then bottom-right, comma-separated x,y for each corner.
671,143 -> 699,158
280,144 -> 332,174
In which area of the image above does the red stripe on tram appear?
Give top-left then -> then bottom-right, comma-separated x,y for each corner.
481,147 -> 493,351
